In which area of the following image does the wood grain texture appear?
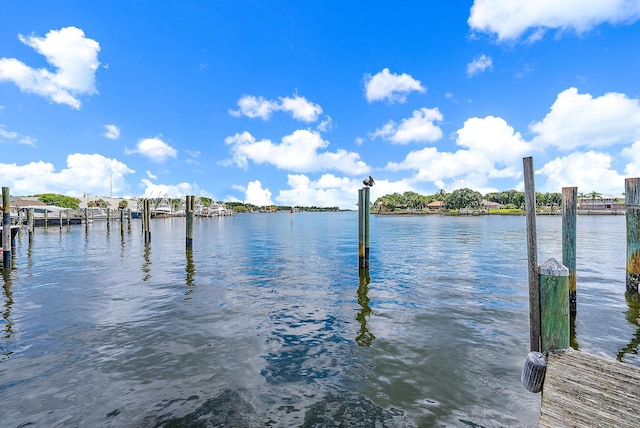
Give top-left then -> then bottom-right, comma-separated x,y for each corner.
540,349 -> 640,427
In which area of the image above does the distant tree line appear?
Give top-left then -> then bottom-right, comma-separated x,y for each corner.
373,189 -> 564,212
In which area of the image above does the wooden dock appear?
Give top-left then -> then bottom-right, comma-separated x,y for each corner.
540,349 -> 640,427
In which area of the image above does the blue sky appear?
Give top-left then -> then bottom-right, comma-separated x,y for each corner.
1,1 -> 640,208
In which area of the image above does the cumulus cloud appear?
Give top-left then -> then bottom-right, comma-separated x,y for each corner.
364,68 -> 425,103
0,154 -> 134,196
0,124 -> 36,146
467,54 -> 493,76
245,180 -> 272,206
223,129 -> 369,175
229,94 -> 323,122
385,116 -> 530,190
537,151 -> 626,194
125,137 -> 178,162
0,26 -> 100,109
622,141 -> 640,176
370,108 -> 443,144
104,124 -> 120,139
530,87 -> 640,150
468,0 -> 640,42
274,174 -> 415,209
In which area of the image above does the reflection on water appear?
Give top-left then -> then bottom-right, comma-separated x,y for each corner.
0,213 -> 636,426
356,268 -> 375,347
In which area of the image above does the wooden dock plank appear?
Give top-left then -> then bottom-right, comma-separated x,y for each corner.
539,349 -> 640,427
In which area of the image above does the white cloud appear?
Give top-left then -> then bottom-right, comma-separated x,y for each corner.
370,108 -> 444,144
140,179 -> 204,198
223,129 -> 369,175
275,174 -> 415,209
245,180 -> 272,206
316,115 -> 334,132
0,26 -> 100,109
466,54 -> 493,76
104,124 -> 120,140
537,151 -> 626,194
125,137 -> 178,162
385,116 -> 530,190
530,87 -> 640,150
0,124 -> 36,146
229,94 -> 322,122
146,170 -> 158,180
622,141 -> 640,176
364,68 -> 425,103
468,0 -> 640,42
0,154 -> 134,196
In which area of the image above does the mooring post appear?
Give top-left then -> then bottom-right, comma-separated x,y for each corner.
2,187 -> 11,267
626,178 -> 640,293
358,189 -> 365,269
106,207 -> 111,232
59,210 -> 63,231
120,208 -> 125,236
562,187 -> 577,315
44,208 -> 48,228
539,258 -> 570,352
144,199 -> 151,243
523,156 -> 540,352
364,186 -> 370,268
186,195 -> 194,249
28,208 -> 34,242
66,209 -> 71,227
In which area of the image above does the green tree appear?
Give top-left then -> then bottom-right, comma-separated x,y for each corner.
445,188 -> 482,210
118,200 -> 128,209
35,193 -> 81,209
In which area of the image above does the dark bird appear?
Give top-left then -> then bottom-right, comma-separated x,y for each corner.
363,176 -> 375,187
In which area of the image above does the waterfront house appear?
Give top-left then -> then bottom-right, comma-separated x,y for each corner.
427,200 -> 445,211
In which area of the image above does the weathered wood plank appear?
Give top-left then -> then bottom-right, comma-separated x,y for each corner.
540,349 -> 640,427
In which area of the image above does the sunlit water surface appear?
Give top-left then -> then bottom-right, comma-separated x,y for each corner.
0,213 -> 636,427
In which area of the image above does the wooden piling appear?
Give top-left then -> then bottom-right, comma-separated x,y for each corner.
539,258 -> 570,352
186,195 -> 194,249
364,186 -> 370,268
143,199 -> 151,243
523,156 -> 540,352
562,187 -> 577,315
358,189 -> 365,269
67,209 -> 71,227
28,208 -> 34,242
2,187 -> 11,267
59,210 -> 63,230
44,207 -> 48,228
120,208 -> 125,235
626,178 -> 640,293
106,207 -> 111,232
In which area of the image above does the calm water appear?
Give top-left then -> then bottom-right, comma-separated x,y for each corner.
0,213 -> 636,427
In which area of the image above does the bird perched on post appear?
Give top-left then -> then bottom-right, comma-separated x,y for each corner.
363,176 -> 375,187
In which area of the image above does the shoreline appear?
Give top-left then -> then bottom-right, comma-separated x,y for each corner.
373,209 -> 626,216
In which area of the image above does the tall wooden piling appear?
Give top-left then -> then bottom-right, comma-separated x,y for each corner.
2,187 -> 11,267
562,187 -> 577,315
523,157 -> 540,352
28,208 -> 34,242
44,208 -> 48,228
186,195 -> 194,249
59,211 -> 63,230
120,208 -> 125,235
143,199 -> 151,243
358,189 -> 365,269
106,207 -> 111,232
626,178 -> 640,293
539,258 -> 570,352
364,186 -> 370,268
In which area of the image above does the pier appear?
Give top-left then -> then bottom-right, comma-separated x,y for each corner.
540,349 -> 640,427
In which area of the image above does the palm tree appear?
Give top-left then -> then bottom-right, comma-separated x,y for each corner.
589,190 -> 602,210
